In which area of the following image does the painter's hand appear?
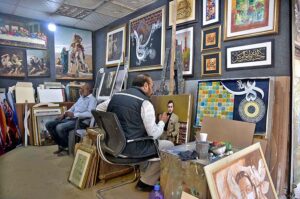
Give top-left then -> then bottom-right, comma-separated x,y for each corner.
159,112 -> 169,123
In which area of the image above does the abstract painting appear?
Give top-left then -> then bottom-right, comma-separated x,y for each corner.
205,143 -> 278,199
201,25 -> 221,51
202,0 -> 220,26
54,26 -> 93,80
27,49 -> 50,77
201,52 -> 221,76
176,27 -> 193,75
169,0 -> 196,26
0,46 -> 25,77
106,25 -> 126,67
226,40 -> 273,70
225,0 -> 279,40
0,15 -> 47,49
195,78 -> 273,135
128,6 -> 165,71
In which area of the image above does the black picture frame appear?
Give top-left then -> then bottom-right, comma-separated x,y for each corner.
201,25 -> 221,52
201,52 -> 221,77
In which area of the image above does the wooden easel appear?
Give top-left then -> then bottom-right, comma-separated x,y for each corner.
159,0 -> 184,95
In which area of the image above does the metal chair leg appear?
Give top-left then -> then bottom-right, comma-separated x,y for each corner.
96,166 -> 139,199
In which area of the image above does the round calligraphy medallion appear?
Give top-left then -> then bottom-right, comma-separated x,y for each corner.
238,98 -> 266,123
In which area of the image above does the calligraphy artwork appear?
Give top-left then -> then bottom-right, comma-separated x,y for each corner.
195,78 -> 274,135
0,14 -> 47,49
201,52 -> 221,76
205,143 -> 277,199
128,7 -> 165,71
202,0 -> 220,26
169,0 -> 196,26
201,25 -> 221,51
224,0 -> 279,40
226,41 -> 273,70
54,26 -> 93,80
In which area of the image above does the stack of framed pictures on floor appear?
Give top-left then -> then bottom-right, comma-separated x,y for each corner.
31,106 -> 65,146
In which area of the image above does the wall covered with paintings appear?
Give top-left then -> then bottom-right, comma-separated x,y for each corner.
94,0 -> 290,85
0,14 -> 94,90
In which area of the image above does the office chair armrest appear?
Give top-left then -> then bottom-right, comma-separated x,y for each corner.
74,117 -> 91,130
127,136 -> 154,143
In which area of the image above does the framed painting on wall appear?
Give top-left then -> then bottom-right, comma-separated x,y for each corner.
201,52 -> 221,76
168,0 -> 196,27
27,49 -> 50,77
204,143 -> 278,199
128,6 -> 165,72
0,46 -> 26,77
224,0 -> 279,40
54,26 -> 93,80
0,15 -> 47,49
202,0 -> 220,26
201,25 -> 221,52
96,70 -> 117,101
226,40 -> 274,70
106,25 -> 126,67
176,26 -> 193,75
195,77 -> 274,135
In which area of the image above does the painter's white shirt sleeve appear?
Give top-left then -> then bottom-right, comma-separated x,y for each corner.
96,99 -> 110,112
141,100 -> 165,139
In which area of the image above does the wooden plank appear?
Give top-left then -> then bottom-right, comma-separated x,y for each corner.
169,0 -> 177,95
267,76 -> 290,195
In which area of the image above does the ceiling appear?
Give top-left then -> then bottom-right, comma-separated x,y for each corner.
0,0 -> 158,31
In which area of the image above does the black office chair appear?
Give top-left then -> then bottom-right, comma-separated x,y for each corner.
91,110 -> 159,199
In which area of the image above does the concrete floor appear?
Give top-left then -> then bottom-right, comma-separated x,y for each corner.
0,145 -> 148,199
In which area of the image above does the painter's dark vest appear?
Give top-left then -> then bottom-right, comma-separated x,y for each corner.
107,87 -> 157,158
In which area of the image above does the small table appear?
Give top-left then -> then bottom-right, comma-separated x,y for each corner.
160,142 -> 210,199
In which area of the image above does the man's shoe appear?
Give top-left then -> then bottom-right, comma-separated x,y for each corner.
57,150 -> 69,157
135,180 -> 154,192
53,147 -> 64,154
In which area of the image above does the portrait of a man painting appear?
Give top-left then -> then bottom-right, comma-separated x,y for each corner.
205,143 -> 278,199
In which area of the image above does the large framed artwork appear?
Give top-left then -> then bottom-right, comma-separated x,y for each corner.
151,94 -> 193,145
0,15 -> 47,49
54,26 -> 93,80
32,107 -> 64,146
0,46 -> 26,77
168,0 -> 196,27
226,40 -> 274,70
201,52 -> 221,77
202,0 -> 220,26
224,0 -> 279,40
176,27 -> 193,76
27,49 -> 50,77
69,148 -> 93,189
201,25 -> 221,52
195,78 -> 274,135
128,6 -> 165,72
106,25 -> 126,67
204,143 -> 278,199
